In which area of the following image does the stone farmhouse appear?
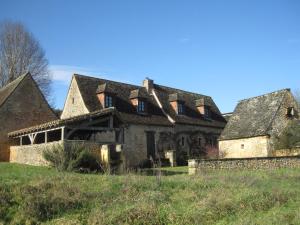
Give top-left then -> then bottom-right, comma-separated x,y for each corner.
8,74 -> 226,168
219,89 -> 300,158
0,73 -> 57,161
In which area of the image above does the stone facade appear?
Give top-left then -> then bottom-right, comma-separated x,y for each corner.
60,78 -> 89,119
219,136 -> 270,158
0,74 -> 57,161
120,123 -> 223,167
188,156 -> 300,175
121,124 -> 173,167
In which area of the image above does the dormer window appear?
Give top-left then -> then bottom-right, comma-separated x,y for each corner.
196,98 -> 211,119
130,88 -> 148,114
169,93 -> 185,115
138,100 -> 146,113
96,83 -> 116,109
204,107 -> 211,118
178,103 -> 184,115
105,95 -> 113,108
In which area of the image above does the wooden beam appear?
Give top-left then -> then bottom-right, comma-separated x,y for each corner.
66,127 -> 120,131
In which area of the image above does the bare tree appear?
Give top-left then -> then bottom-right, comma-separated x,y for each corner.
0,21 -> 51,100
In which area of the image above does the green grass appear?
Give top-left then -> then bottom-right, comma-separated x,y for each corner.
0,163 -> 300,225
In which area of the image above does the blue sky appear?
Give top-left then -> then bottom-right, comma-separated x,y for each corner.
1,0 -> 299,113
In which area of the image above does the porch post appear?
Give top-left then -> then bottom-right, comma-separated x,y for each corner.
45,131 -> 48,143
109,116 -> 114,128
61,127 -> 65,141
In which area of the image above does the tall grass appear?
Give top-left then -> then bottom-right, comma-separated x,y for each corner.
0,163 -> 300,225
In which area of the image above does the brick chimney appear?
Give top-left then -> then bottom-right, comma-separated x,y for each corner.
143,77 -> 154,93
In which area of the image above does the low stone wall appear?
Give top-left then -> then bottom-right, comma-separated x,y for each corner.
10,141 -> 63,166
9,141 -> 107,166
273,148 -> 300,157
188,156 -> 300,175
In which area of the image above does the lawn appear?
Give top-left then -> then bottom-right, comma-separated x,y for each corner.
0,163 -> 300,225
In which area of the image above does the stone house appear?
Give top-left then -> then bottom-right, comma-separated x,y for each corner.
0,73 -> 57,161
219,89 -> 300,158
9,74 -> 226,167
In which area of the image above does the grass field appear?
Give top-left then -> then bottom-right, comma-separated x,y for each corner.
0,163 -> 300,225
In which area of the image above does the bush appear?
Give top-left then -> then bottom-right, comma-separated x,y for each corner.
43,143 -> 102,172
274,120 -> 300,150
20,180 -> 87,222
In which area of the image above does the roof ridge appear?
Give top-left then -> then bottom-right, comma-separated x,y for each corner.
238,88 -> 290,102
74,73 -> 210,98
0,72 -> 30,108
0,72 -> 29,92
74,73 -> 141,89
155,83 -> 210,98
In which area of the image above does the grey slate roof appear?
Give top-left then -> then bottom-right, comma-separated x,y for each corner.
0,73 -> 28,108
220,89 -> 290,140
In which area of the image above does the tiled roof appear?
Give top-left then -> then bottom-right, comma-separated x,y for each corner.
8,108 -> 116,137
153,84 -> 226,127
0,73 -> 28,108
73,74 -> 226,128
220,89 -> 291,140
129,88 -> 148,99
74,74 -> 171,126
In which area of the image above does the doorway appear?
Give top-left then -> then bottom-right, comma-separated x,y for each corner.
146,131 -> 156,160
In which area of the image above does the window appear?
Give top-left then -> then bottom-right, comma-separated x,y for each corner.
198,138 -> 201,146
204,107 -> 211,118
181,136 -> 185,146
138,100 -> 146,113
178,103 -> 184,115
287,107 -> 295,118
72,97 -> 75,104
241,144 -> 244,149
105,95 -> 113,108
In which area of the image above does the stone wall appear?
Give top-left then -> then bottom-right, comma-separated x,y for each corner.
122,124 -> 173,167
188,156 -> 300,175
219,136 -> 270,158
273,148 -> 300,157
61,77 -> 89,119
10,141 -> 63,166
10,140 -> 108,166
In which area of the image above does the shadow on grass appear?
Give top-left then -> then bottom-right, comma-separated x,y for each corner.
138,169 -> 187,176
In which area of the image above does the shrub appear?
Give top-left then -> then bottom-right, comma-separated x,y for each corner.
274,120 -> 300,150
204,145 -> 220,159
43,143 -> 102,172
20,180 -> 86,222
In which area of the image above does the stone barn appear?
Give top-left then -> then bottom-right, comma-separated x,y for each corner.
219,89 -> 300,158
9,74 -> 226,167
0,73 -> 57,161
